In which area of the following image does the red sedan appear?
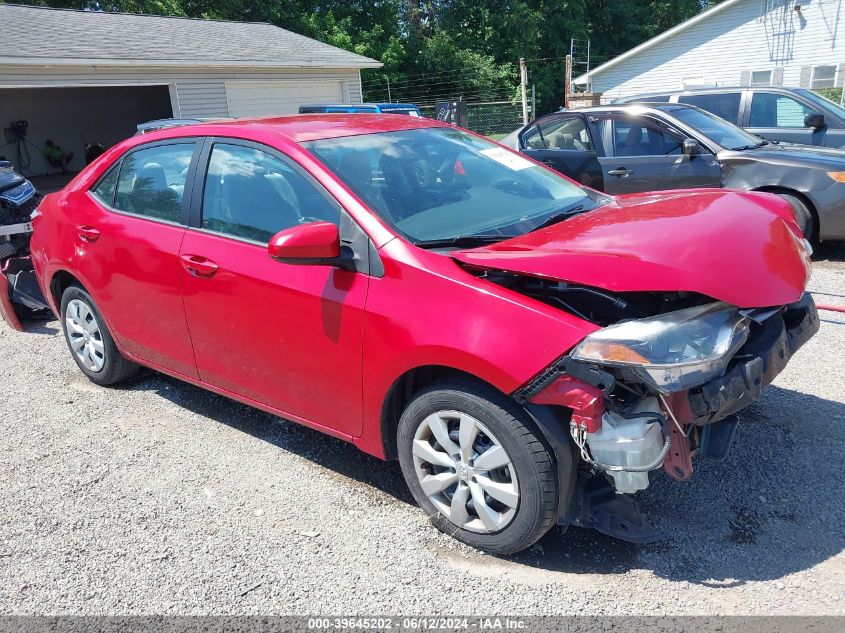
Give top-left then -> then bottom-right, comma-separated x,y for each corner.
20,114 -> 817,553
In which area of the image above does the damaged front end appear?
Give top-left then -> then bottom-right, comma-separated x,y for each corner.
482,271 -> 820,542
0,161 -> 50,330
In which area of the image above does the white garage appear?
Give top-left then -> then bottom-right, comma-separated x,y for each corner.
226,80 -> 345,117
0,4 -> 380,177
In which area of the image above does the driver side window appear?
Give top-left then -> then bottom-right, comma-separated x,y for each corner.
201,143 -> 338,244
609,117 -> 684,157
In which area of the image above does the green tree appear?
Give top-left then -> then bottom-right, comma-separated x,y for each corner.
6,0 -> 722,112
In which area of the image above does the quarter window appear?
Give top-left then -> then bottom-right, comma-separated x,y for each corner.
114,143 -> 194,222
749,93 -> 815,127
812,65 -> 837,89
91,165 -> 119,207
201,143 -> 339,244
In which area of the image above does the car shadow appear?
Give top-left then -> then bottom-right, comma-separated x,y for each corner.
17,316 -> 60,336
813,241 -> 845,262
509,385 -> 845,585
125,372 -> 844,585
126,370 -> 414,505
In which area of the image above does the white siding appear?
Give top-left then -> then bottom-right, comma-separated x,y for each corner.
225,79 -> 344,116
0,66 -> 364,118
585,0 -> 845,101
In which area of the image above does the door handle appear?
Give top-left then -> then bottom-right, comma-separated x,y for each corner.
180,254 -> 219,278
77,225 -> 100,242
608,168 -> 633,177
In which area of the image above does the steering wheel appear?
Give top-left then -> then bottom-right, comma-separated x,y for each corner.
410,158 -> 435,189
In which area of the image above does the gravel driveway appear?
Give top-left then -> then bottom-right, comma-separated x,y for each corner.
1,255 -> 843,616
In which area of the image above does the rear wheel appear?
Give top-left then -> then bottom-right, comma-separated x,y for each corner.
60,285 -> 139,386
778,193 -> 813,240
397,376 -> 558,554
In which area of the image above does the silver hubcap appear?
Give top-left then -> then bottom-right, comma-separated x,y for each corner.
65,299 -> 105,372
412,410 -> 519,534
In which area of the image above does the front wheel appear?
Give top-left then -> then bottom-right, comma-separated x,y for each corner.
397,376 -> 558,554
778,193 -> 814,240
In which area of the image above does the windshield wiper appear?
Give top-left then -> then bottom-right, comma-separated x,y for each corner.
414,234 -> 507,249
530,201 -> 588,232
733,140 -> 768,151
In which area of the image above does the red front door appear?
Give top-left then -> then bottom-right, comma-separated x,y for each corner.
178,140 -> 367,436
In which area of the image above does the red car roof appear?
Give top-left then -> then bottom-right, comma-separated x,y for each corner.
149,113 -> 447,144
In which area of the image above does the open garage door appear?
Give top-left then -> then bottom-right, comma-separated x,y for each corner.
225,80 -> 344,117
0,85 -> 172,180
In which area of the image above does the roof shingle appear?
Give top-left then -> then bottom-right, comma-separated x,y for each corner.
0,4 -> 381,69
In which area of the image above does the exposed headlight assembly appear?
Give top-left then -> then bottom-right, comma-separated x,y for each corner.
571,302 -> 750,393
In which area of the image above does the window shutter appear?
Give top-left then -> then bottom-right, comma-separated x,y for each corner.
772,67 -> 784,86
740,71 -> 751,86
837,63 -> 845,88
799,66 -> 812,87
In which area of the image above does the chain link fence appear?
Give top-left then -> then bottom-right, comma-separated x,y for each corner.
418,100 -> 528,138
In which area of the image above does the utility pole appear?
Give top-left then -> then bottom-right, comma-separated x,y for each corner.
564,55 -> 571,109
531,84 -> 536,120
519,57 -> 529,125
386,76 -> 391,103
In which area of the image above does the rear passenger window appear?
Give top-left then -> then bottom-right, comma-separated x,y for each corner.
201,143 -> 339,244
114,143 -> 194,223
678,93 -> 742,124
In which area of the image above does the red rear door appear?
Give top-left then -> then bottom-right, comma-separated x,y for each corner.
178,139 -> 368,436
69,140 -> 199,377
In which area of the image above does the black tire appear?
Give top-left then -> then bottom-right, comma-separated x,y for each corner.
778,193 -> 814,240
397,376 -> 558,555
60,284 -> 139,386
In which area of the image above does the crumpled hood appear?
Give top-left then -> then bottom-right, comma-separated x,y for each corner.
452,189 -> 810,308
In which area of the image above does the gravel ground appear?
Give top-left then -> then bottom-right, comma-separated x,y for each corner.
0,256 -> 843,617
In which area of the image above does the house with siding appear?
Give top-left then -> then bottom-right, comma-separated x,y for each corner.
574,0 -> 844,102
0,4 -> 380,175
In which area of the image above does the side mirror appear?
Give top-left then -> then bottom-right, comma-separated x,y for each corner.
268,221 -> 342,265
804,112 -> 825,129
683,138 -> 700,156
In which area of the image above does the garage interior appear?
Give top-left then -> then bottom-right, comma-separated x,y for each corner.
0,85 -> 172,190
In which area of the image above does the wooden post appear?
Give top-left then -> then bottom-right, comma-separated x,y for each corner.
564,54 -> 572,109
519,57 -> 529,125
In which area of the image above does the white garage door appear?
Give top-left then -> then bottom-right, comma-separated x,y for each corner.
225,80 -> 344,117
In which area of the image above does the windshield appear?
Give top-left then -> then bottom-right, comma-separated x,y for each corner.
796,89 -> 845,121
303,127 -> 599,245
668,106 -> 764,150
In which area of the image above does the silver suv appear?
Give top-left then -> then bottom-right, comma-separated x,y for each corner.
615,87 -> 845,148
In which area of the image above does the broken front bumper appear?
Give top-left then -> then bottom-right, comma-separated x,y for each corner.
0,256 -> 49,331
687,293 -> 819,426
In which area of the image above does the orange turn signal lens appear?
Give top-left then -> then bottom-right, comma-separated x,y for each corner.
827,171 -> 845,183
576,341 -> 651,365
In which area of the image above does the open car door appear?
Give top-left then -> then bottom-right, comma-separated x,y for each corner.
517,113 -> 604,191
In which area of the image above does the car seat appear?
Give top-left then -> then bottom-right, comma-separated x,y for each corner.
131,162 -> 178,218
619,126 -> 646,156
213,172 -> 299,241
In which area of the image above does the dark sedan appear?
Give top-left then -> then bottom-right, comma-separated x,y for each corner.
499,103 -> 845,241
